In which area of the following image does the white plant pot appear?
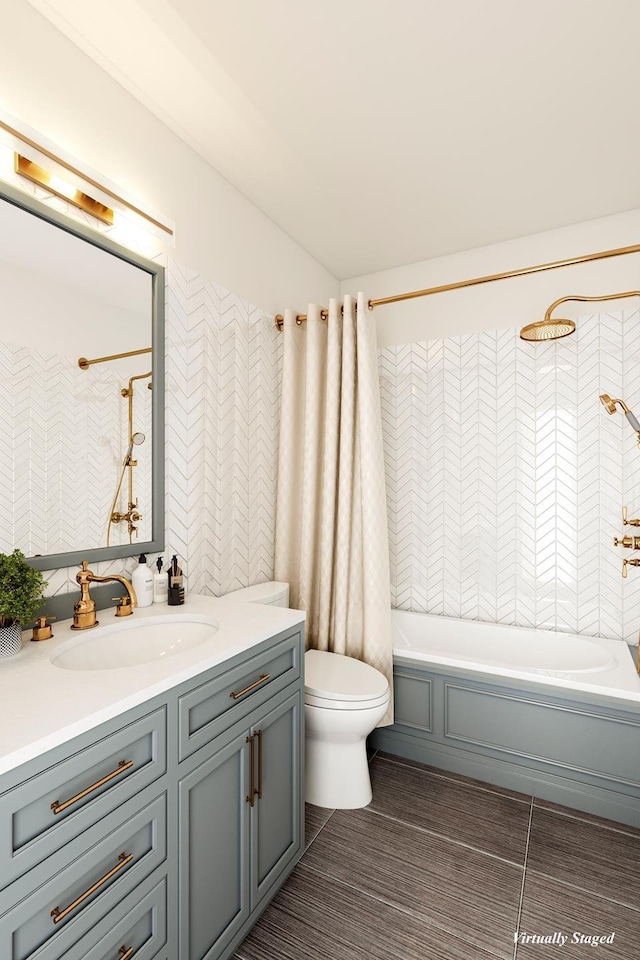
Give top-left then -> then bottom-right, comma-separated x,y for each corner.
0,623 -> 22,658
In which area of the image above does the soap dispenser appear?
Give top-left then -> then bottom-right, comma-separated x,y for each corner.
153,557 -> 168,603
132,554 -> 153,608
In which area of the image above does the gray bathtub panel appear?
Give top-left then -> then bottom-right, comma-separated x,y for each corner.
372,662 -> 640,829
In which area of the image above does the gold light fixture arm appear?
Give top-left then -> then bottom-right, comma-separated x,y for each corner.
78,347 -> 151,370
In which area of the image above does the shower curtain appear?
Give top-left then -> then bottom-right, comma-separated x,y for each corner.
274,293 -> 393,725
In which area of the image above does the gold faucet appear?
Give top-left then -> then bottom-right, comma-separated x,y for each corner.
72,561 -> 138,630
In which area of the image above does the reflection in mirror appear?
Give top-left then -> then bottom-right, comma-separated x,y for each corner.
0,185 -> 164,568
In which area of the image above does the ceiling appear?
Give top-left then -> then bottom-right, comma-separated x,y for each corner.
25,0 -> 640,279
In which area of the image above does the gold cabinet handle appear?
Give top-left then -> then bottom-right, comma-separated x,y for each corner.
230,674 -> 271,700
51,852 -> 133,924
256,729 -> 263,800
51,760 -> 134,815
245,736 -> 255,807
118,948 -> 134,960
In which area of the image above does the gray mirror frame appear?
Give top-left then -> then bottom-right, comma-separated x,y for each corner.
0,179 -> 165,571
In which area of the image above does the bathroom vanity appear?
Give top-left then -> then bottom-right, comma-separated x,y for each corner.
0,596 -> 305,960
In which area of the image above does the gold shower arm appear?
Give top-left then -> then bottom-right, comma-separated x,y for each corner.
78,347 -> 151,370
545,291 -> 640,323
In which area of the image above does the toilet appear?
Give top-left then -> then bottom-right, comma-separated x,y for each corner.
304,649 -> 389,809
222,581 -> 390,810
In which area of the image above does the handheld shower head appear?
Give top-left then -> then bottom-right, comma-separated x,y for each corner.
123,432 -> 146,463
599,394 -> 640,439
599,393 -> 623,415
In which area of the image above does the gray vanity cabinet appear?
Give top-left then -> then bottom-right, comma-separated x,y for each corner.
0,623 -> 304,960
178,685 -> 302,960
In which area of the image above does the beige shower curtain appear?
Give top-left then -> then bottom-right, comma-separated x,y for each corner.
274,293 -> 393,725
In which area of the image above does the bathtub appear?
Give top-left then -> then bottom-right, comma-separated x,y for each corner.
391,609 -> 640,702
371,610 -> 640,828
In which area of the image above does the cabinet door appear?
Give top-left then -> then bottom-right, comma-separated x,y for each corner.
250,688 -> 302,907
178,729 -> 251,960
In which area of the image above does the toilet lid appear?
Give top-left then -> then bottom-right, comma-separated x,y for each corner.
304,650 -> 389,702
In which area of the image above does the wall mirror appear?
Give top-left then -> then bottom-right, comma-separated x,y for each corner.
0,180 -> 164,570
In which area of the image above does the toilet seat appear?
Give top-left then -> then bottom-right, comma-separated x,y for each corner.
305,649 -> 389,708
305,690 -> 390,711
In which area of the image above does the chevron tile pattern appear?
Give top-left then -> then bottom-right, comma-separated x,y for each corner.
380,311 -> 640,643
0,341 -> 135,557
163,261 -> 282,599
36,257 -> 282,599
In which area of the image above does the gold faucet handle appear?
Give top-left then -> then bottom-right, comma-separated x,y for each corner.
614,535 -> 640,549
622,506 -> 640,528
31,616 -> 56,642
622,558 -> 640,578
112,596 -> 134,617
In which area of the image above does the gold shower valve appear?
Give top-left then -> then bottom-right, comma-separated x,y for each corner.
622,558 -> 640,578
614,536 -> 640,549
622,507 -> 640,528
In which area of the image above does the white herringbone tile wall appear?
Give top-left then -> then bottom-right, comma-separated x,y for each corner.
0,345 -> 144,556
379,312 -> 640,643
38,256 -> 282,599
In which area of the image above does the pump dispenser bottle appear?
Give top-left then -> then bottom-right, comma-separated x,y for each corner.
153,557 -> 168,603
132,554 -> 153,608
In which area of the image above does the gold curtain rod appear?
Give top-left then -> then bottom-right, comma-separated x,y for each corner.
78,347 -> 151,370
274,241 -> 640,329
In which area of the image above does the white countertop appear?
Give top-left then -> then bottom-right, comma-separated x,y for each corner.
0,595 -> 306,777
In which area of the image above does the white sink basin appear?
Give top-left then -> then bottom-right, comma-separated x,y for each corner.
51,615 -> 219,671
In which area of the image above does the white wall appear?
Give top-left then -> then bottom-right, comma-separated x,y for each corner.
0,0 -> 339,315
344,210 -> 640,346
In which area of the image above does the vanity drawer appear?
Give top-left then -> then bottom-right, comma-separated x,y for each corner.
60,872 -> 167,960
178,631 -> 301,760
0,708 -> 166,889
0,793 -> 167,960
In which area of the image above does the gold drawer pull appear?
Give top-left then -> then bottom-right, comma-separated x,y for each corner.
256,729 -> 263,800
230,674 -> 271,700
51,852 -> 133,924
118,947 -> 134,960
51,760 -> 134,815
245,735 -> 256,807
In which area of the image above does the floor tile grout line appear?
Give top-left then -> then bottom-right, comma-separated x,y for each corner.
376,754 -> 533,806
512,800 -> 534,960
525,867 -> 640,914
304,809 -> 336,852
365,805 -> 527,869
298,859 -> 512,960
532,795 -> 640,841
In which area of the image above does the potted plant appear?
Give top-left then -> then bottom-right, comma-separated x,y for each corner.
0,550 -> 47,658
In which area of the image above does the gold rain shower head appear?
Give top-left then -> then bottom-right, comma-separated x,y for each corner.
520,291 -> 640,342
519,318 -> 576,342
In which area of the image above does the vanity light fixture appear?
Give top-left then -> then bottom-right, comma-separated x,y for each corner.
14,154 -> 114,225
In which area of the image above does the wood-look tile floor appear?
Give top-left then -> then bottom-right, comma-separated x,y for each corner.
234,753 -> 640,960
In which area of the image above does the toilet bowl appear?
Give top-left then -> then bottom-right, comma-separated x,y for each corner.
305,649 -> 389,809
220,581 -> 389,810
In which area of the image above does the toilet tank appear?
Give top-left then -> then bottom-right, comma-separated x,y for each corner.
222,581 -> 290,607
